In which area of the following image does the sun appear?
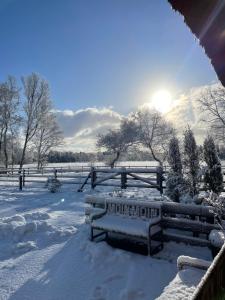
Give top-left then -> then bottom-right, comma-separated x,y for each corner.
151,90 -> 172,114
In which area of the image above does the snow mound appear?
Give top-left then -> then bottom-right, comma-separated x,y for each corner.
209,230 -> 225,248
47,226 -> 77,240
0,212 -> 77,257
0,213 -> 53,242
13,241 -> 37,254
24,211 -> 50,221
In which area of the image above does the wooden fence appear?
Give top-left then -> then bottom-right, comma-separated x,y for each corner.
89,167 -> 164,194
0,165 -> 166,194
2,163 -> 225,193
192,243 -> 225,300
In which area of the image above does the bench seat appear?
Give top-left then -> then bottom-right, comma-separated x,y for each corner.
92,215 -> 161,238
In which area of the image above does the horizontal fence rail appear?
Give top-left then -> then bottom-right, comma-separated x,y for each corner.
1,163 -> 225,193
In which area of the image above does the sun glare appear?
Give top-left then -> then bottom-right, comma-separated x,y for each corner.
151,90 -> 172,114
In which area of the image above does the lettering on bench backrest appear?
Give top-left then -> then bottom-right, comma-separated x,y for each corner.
107,202 -> 116,214
140,206 -> 148,220
129,205 -> 139,218
106,201 -> 161,219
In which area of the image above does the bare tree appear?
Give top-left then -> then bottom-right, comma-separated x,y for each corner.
134,109 -> 174,166
0,76 -> 20,168
199,85 -> 225,143
97,119 -> 138,168
20,73 -> 51,169
33,113 -> 63,169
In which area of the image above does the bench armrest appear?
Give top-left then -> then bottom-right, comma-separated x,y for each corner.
90,209 -> 107,222
148,217 -> 162,236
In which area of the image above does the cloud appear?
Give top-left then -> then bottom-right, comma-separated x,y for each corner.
165,82 -> 222,143
55,82 -> 223,152
55,107 -> 123,151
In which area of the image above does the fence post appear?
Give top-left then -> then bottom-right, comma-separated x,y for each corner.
54,169 -> 57,179
19,170 -> 22,191
121,168 -> 127,189
91,167 -> 96,189
22,169 -> 25,187
156,166 -> 163,195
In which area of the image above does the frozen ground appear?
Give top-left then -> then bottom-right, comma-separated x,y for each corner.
0,180 -> 212,300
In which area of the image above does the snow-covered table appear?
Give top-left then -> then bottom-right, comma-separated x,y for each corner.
88,198 -> 163,255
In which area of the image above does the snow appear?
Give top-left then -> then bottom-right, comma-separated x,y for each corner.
92,215 -> 161,237
0,177 -> 212,300
177,255 -> 211,271
157,268 -> 206,300
209,229 -> 225,248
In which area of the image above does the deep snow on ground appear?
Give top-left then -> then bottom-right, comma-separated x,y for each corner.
0,181 -> 212,300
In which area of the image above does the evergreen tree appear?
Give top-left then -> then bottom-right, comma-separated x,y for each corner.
183,127 -> 200,197
167,136 -> 182,174
203,136 -> 223,194
166,136 -> 186,202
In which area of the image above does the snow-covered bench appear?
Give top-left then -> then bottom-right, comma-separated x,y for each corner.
88,198 -> 163,255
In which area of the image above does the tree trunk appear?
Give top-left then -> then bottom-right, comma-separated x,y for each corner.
0,128 -> 4,159
3,126 -> 8,169
20,133 -> 29,169
37,130 -> 44,170
110,151 -> 120,168
149,144 -> 163,167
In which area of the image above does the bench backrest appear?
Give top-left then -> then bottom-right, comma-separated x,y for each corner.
105,199 -> 161,220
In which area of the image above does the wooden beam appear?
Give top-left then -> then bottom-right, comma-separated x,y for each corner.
128,173 -> 158,187
162,202 -> 214,218
94,173 -> 120,185
163,232 -> 211,247
162,217 -> 219,234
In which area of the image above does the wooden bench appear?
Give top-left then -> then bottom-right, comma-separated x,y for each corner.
85,196 -> 219,249
87,198 -> 163,255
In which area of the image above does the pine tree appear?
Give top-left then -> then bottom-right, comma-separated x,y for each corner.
168,136 -> 182,174
183,127 -> 200,197
203,136 -> 223,194
166,136 -> 186,202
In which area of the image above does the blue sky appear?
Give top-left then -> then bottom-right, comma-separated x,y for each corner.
0,0 -> 217,114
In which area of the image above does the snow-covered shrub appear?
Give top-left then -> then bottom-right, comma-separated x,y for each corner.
183,127 -> 200,197
203,136 -> 223,194
203,192 -> 225,228
166,173 -> 188,202
45,177 -> 62,193
209,230 -> 225,248
166,136 -> 187,202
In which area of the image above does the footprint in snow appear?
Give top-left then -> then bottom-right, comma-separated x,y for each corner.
90,285 -> 108,300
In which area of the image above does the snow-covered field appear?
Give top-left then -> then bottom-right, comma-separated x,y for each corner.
0,180 -> 212,300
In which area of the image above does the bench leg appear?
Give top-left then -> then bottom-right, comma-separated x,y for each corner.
90,227 -> 94,241
91,227 -> 107,242
148,237 -> 151,256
